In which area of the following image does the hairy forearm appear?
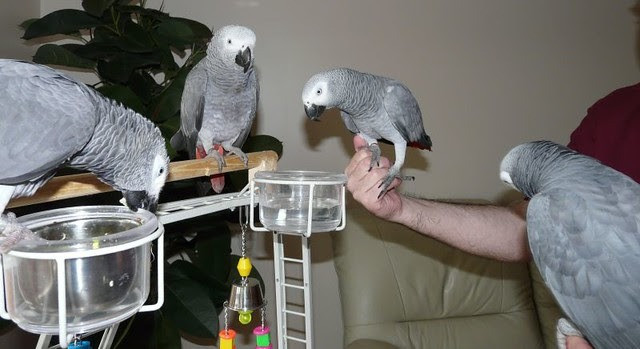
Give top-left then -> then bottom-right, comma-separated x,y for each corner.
391,196 -> 531,262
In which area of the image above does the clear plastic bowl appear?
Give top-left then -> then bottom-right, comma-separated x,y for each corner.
254,171 -> 346,233
1,206 -> 158,334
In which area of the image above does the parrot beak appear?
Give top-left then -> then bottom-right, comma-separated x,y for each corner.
235,47 -> 252,73
304,104 -> 326,121
123,190 -> 158,213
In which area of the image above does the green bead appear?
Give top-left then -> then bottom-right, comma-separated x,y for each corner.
238,311 -> 252,325
256,333 -> 270,346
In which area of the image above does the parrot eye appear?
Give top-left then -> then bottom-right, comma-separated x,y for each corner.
227,39 -> 232,44
316,88 -> 322,95
159,168 -> 164,175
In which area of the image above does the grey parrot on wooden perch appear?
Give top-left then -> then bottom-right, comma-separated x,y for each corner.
171,25 -> 258,194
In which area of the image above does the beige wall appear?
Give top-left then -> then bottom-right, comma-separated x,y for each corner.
0,0 -> 39,59
40,0 -> 640,202
7,1 -> 638,349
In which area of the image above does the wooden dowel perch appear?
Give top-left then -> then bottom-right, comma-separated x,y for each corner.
7,150 -> 279,209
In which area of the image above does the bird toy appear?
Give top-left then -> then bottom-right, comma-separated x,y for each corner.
219,206 -> 270,349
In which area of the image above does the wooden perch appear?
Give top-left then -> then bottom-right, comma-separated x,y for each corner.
7,150 -> 279,209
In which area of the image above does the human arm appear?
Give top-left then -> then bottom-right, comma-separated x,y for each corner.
344,135 -> 531,262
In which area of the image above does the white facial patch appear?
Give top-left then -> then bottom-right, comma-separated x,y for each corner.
151,155 -> 169,196
500,171 -> 515,189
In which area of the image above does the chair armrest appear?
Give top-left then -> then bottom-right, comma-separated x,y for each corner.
346,339 -> 398,349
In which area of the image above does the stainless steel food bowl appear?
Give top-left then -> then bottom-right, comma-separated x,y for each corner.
0,205 -> 160,335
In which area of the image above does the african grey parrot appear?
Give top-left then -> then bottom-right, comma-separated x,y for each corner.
301,68 -> 432,197
0,59 -> 170,216
171,25 -> 258,193
499,140 -> 640,349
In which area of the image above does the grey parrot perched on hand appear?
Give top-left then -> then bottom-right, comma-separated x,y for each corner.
171,25 -> 258,194
499,140 -> 640,349
301,68 -> 432,197
0,59 -> 170,249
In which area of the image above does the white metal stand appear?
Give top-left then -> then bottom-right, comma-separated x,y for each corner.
249,176 -> 347,349
1,189 -> 256,349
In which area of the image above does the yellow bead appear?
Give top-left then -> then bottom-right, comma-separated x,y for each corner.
237,257 -> 252,277
238,311 -> 252,325
219,329 -> 236,349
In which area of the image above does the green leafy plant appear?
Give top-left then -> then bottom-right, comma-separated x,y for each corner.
11,0 -> 283,347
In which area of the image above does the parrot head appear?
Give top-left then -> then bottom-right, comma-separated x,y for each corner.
499,141 -> 578,198
301,71 -> 335,121
121,152 -> 169,212
208,25 -> 256,73
108,117 -> 170,213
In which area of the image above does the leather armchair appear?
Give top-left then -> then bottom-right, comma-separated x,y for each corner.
332,204 -> 561,348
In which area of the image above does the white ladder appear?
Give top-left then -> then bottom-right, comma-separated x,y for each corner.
273,233 -> 313,349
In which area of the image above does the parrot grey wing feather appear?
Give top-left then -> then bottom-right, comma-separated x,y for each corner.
382,81 -> 431,147
176,62 -> 207,158
232,70 -> 259,148
528,183 -> 640,348
340,111 -> 359,134
0,61 -> 95,183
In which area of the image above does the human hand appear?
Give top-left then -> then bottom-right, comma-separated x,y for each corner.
566,336 -> 592,349
344,135 -> 404,221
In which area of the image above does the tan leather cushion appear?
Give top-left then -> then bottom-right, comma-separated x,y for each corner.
332,206 -> 545,348
529,263 -> 564,349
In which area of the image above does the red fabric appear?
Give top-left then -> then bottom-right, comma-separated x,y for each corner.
568,82 -> 640,183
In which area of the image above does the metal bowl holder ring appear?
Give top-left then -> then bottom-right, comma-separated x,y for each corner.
0,206 -> 165,349
249,171 -> 347,349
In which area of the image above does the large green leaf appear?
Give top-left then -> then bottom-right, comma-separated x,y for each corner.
92,25 -> 118,43
23,9 -> 103,39
243,134 -> 284,158
61,42 -> 120,60
229,134 -> 283,190
19,18 -> 38,30
152,312 -> 182,349
164,261 -> 219,338
119,5 -> 169,21
82,0 -> 117,17
192,226 -> 233,282
149,66 -> 189,122
97,84 -> 147,115
97,52 -> 160,83
129,70 -> 161,103
155,46 -> 180,78
170,260 -> 230,306
33,44 -> 96,69
154,17 -> 212,48
116,20 -> 154,53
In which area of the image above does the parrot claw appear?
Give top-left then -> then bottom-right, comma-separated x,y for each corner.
376,171 -> 411,198
367,143 -> 382,171
0,212 -> 43,253
227,147 -> 249,167
376,174 -> 396,198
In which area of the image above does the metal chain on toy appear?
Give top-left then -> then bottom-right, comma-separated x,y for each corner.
224,306 -> 229,333
239,205 -> 249,281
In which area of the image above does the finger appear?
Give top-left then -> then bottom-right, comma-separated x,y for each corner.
377,156 -> 392,168
347,162 -> 387,194
345,148 -> 373,176
353,135 -> 368,151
